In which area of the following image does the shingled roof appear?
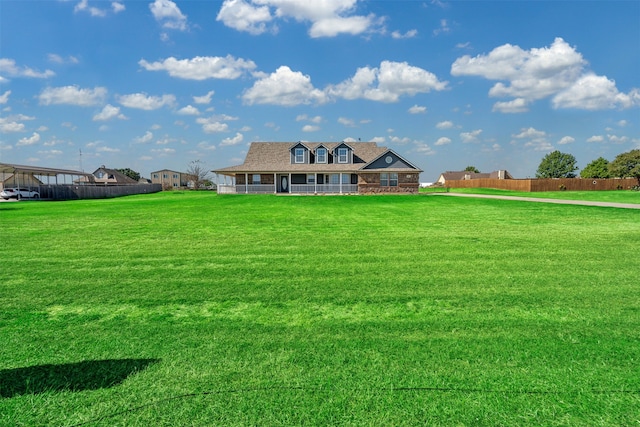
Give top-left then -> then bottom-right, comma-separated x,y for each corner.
214,142 -> 421,174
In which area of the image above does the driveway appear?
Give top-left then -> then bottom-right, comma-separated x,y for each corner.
430,192 -> 640,209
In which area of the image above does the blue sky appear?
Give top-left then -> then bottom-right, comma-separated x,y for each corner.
1,0 -> 638,181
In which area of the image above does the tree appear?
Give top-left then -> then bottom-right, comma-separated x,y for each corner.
116,168 -> 140,181
464,166 -> 480,173
535,150 -> 578,178
186,160 -> 211,189
609,149 -> 640,185
580,157 -> 610,178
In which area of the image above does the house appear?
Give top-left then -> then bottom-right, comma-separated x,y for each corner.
435,170 -> 513,185
1,171 -> 43,190
150,169 -> 189,189
76,166 -> 139,185
213,141 -> 422,194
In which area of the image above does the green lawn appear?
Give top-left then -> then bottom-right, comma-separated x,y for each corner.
421,186 -> 640,204
1,192 -> 639,426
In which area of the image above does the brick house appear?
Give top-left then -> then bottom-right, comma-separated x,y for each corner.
150,169 -> 189,189
213,141 -> 422,194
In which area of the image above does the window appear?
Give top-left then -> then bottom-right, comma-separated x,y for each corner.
337,147 -> 348,163
173,174 -> 178,179
252,174 -> 261,185
316,148 -> 327,163
307,174 -> 315,184
295,147 -> 305,163
341,173 -> 350,184
381,173 -> 398,186
153,174 -> 158,179
163,174 -> 168,179
329,174 -> 340,184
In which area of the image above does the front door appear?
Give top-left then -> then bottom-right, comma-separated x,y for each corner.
277,174 -> 289,193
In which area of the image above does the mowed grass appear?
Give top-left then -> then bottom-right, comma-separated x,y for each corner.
1,192 -> 639,426
421,186 -> 640,204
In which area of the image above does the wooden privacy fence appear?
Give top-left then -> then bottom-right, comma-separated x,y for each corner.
37,184 -> 162,200
445,178 -> 638,192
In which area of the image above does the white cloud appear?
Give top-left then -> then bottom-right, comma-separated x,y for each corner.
434,137 -> 451,146
112,2 -> 125,13
0,121 -> 25,133
0,58 -> 55,79
39,85 -> 107,106
492,98 -> 529,113
557,136 -> 575,145
196,116 -> 230,133
552,73 -> 640,110
512,127 -> 551,151
216,0 -> 273,35
435,121 -> 454,130
587,135 -> 604,143
408,104 -> 427,114
302,124 -> 320,132
452,37 -> 639,112
370,136 -> 385,143
151,147 -> 176,155
149,0 -> 188,31
242,66 -> 327,106
217,0 -> 381,38
296,114 -> 322,123
0,90 -> 10,104
134,131 -> 154,144
390,136 -> 411,144
177,105 -> 200,115
460,129 -> 482,143
96,145 -> 120,153
433,19 -> 450,36
139,55 -> 257,80
93,104 -> 127,121
607,134 -> 629,144
328,60 -> 447,103
47,54 -> 79,65
414,141 -> 435,155
74,0 -> 107,17
17,132 -> 40,146
338,117 -> 355,127
391,29 -> 418,39
193,91 -> 215,104
220,132 -> 244,146
617,120 -> 628,127
117,93 -> 176,110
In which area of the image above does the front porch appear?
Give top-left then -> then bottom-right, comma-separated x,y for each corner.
217,183 -> 359,194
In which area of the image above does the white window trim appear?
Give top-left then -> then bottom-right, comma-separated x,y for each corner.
295,148 -> 305,164
316,148 -> 327,163
337,147 -> 349,164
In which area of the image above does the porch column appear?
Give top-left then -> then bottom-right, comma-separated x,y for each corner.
245,173 -> 248,194
314,173 -> 317,193
274,173 -> 277,194
339,173 -> 343,194
288,173 -> 291,193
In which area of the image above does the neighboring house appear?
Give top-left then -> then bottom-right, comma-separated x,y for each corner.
151,169 -> 189,189
76,166 -> 139,185
436,170 -> 513,185
213,141 -> 422,194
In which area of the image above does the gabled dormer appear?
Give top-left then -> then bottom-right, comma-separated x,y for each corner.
290,142 -> 310,164
360,149 -> 420,170
314,144 -> 329,164
332,142 -> 353,164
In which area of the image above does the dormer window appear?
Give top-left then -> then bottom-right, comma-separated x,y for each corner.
337,147 -> 348,163
295,147 -> 305,163
316,147 -> 327,163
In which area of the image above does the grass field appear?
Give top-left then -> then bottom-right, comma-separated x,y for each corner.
1,192 -> 639,426
421,186 -> 640,204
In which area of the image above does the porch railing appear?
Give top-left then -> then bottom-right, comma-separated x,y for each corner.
290,184 -> 358,194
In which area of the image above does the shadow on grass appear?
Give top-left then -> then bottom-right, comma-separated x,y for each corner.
0,358 -> 160,398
